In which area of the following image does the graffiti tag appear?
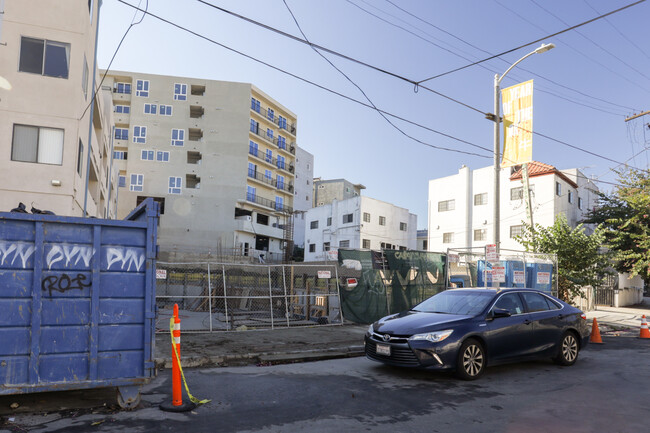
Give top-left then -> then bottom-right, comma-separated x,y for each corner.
0,242 -> 36,268
106,247 -> 145,272
41,273 -> 92,296
46,244 -> 95,270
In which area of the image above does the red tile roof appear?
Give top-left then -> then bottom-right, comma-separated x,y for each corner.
510,161 -> 578,188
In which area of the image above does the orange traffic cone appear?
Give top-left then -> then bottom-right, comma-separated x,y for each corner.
640,315 -> 650,339
589,318 -> 603,344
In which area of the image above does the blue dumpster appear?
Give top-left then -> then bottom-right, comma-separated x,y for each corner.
0,199 -> 159,408
525,261 -> 554,293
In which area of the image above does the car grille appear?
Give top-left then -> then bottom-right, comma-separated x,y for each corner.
365,339 -> 420,367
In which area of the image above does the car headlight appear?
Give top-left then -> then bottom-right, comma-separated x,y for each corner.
367,324 -> 374,335
408,329 -> 453,343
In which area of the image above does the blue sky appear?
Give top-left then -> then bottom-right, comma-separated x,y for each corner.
97,0 -> 650,229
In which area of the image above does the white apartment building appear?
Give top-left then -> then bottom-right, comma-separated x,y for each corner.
103,71 -> 298,261
303,196 -> 417,262
292,147 -> 314,249
428,162 -> 599,252
0,1 -> 117,217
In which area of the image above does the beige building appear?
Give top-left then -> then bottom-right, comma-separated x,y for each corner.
0,0 -> 117,218
103,71 -> 298,261
313,178 -> 365,207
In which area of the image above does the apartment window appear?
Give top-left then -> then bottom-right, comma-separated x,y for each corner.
118,175 -> 126,188
160,105 -> 172,116
438,199 -> 455,212
278,136 -> 286,150
362,239 -> 371,249
133,126 -> 146,143
130,174 -> 143,192
474,193 -> 487,206
278,116 -> 287,130
277,155 -> 285,169
443,232 -> 454,243
310,220 -> 319,229
277,175 -> 285,190
327,217 -> 332,226
264,169 -> 272,181
267,108 -> 274,121
113,151 -> 127,160
343,214 -> 353,224
115,82 -> 131,94
249,140 -> 258,156
169,176 -> 182,194
578,197 -> 583,210
171,129 -> 184,146
510,225 -> 524,238
309,244 -> 316,253
568,191 -> 574,203
267,128 -> 274,141
136,79 -> 149,97
247,163 -> 256,177
114,105 -> 130,114
251,97 -> 260,113
275,196 -> 284,211
379,216 -> 386,226
266,149 -> 273,163
19,37 -> 70,79
363,212 -> 371,223
323,242 -> 330,251
144,103 -> 157,115
173,83 -> 187,101
77,139 -> 83,175
156,151 -> 170,162
400,222 -> 407,231
11,124 -> 63,165
247,186 -> 256,201
510,187 -> 523,200
141,149 -> 154,161
82,55 -> 89,99
556,182 -> 562,196
339,240 -> 350,248
474,229 -> 487,241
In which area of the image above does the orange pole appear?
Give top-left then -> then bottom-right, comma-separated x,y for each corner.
172,304 -> 182,406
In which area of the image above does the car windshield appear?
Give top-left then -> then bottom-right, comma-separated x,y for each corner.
412,290 -> 494,315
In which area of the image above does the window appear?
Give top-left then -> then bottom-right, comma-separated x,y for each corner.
510,187 -> 523,200
267,108 -> 274,121
362,239 -> 371,249
493,293 -> 525,315
247,186 -> 256,201
278,136 -> 286,150
309,244 -> 316,253
568,191 -> 573,203
363,212 -> 370,223
521,292 -> 553,313
474,229 -> 487,241
141,149 -> 154,161
130,174 -> 143,192
247,162 -> 256,177
266,149 -> 273,163
343,214 -> 353,224
249,140 -> 258,156
115,82 -> 131,94
264,169 -> 272,181
510,225 -> 524,238
11,124 -> 63,165
277,175 -> 285,190
277,155 -> 285,169
136,79 -> 149,97
114,105 -> 130,114
171,129 -> 184,147
173,83 -> 187,101
323,242 -> 330,251
278,116 -> 287,130
267,128 -> 274,140
160,105 -> 172,116
379,216 -> 386,226
82,55 -> 89,99
327,217 -> 332,226
169,176 -> 182,194
133,126 -> 146,143
400,222 -> 407,231
77,139 -> 84,175
144,103 -> 157,114
578,197 -> 583,210
251,97 -> 260,113
275,196 -> 284,211
19,37 -> 70,79
113,151 -> 127,160
156,151 -> 170,162
556,182 -> 562,196
310,220 -> 319,229
474,193 -> 487,206
443,232 -> 454,243
438,199 -> 455,212
118,175 -> 126,188
339,240 -> 350,248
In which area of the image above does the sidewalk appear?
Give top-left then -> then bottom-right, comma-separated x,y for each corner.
585,297 -> 650,332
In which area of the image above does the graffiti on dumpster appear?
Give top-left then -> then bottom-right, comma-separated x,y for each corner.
46,245 -> 95,270
41,273 -> 92,296
0,242 -> 36,268
106,247 -> 145,272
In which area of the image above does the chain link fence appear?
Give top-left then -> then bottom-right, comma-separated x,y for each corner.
156,262 -> 342,333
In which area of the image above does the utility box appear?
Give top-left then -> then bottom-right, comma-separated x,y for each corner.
0,199 -> 159,409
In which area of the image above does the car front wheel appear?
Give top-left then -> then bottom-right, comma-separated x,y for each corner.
554,332 -> 579,366
456,338 -> 485,380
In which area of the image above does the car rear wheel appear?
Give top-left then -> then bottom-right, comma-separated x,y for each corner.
554,332 -> 579,366
456,338 -> 485,380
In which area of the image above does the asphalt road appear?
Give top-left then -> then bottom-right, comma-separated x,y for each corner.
2,332 -> 649,433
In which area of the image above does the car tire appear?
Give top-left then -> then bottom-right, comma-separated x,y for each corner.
553,332 -> 579,366
455,338 -> 485,380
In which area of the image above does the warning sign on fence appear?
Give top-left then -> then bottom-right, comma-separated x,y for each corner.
156,269 -> 167,280
492,266 -> 506,283
513,270 -> 525,285
317,270 -> 331,279
537,272 -> 550,285
486,244 -> 499,262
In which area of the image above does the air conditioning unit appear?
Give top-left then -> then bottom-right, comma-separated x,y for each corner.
236,215 -> 252,221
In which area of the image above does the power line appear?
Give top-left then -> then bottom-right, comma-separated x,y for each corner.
417,0 -> 647,83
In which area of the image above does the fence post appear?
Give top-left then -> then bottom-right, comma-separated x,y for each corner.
207,262 -> 212,332
268,265 -> 275,329
335,263 -> 343,324
222,264 -> 229,330
306,278 -> 311,322
282,265 -> 290,327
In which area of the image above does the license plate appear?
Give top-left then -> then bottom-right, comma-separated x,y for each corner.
376,344 -> 391,356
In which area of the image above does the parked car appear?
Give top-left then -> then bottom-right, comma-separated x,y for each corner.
365,288 -> 589,380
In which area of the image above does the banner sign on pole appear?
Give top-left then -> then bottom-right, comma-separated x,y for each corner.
492,266 -> 506,283
486,244 -> 499,262
501,80 -> 533,168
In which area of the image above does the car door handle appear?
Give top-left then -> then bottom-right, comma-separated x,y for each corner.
524,319 -> 532,325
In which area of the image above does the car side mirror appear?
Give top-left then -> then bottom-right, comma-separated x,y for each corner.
492,308 -> 512,319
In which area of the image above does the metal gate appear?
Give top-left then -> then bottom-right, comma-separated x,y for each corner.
595,288 -> 615,307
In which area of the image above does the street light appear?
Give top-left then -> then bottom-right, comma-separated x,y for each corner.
491,43 -> 555,248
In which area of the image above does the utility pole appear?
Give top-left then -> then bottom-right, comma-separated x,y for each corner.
625,110 -> 650,122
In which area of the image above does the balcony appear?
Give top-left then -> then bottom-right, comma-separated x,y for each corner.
249,127 -> 296,155
188,128 -> 203,142
191,84 -> 205,96
251,104 -> 297,136
190,105 -> 204,119
244,193 -> 293,214
248,148 -> 294,174
247,169 -> 295,193
187,151 -> 202,164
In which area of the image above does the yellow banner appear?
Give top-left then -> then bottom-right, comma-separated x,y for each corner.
501,80 -> 533,168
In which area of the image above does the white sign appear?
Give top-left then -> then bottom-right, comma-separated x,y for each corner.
486,244 -> 499,262
317,270 -> 331,279
513,270 -> 526,285
156,269 -> 167,280
492,266 -> 506,283
537,272 -> 551,285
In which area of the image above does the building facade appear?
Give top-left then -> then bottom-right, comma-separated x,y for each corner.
103,71 -> 298,261
427,162 -> 599,253
292,146 -> 314,249
0,1 -> 117,217
303,196 -> 417,262
312,178 -> 365,207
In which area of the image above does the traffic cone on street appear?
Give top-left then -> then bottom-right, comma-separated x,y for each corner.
640,315 -> 650,339
160,304 -> 196,412
589,318 -> 603,344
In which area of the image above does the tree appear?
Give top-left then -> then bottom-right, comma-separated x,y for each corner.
582,167 -> 650,282
515,214 -> 610,303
